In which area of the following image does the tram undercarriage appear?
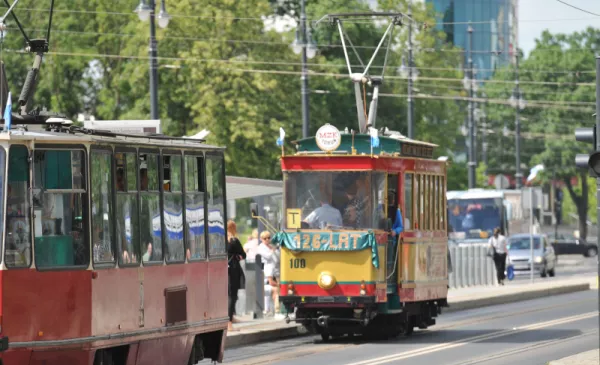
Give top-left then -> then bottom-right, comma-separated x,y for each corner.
287,300 -> 445,341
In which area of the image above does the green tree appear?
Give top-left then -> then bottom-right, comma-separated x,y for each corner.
486,28 -> 599,239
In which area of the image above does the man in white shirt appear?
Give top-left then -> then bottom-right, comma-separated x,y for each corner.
488,227 -> 508,285
303,191 -> 343,229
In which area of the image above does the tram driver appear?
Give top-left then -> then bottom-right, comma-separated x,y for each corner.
303,190 -> 343,229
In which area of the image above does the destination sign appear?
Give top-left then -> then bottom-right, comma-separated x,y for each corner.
402,143 -> 434,159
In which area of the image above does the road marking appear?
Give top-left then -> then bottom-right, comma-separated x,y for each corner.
344,312 -> 598,365
446,329 -> 599,365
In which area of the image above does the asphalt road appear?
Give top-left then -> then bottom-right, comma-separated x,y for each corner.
218,289 -> 599,365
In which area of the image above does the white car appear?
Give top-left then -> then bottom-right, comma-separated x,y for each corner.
507,234 -> 557,277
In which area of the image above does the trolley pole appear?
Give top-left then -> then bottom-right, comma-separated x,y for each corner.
148,0 -> 159,120
407,0 -> 414,139
467,23 -> 476,189
300,0 -> 310,138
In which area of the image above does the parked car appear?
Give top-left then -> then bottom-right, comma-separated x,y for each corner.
507,234 -> 557,278
546,233 -> 598,257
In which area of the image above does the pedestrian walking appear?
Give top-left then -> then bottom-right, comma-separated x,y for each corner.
227,220 -> 246,331
489,227 -> 508,285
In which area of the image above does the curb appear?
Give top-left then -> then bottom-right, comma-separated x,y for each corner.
444,283 -> 590,313
226,282 -> 591,349
226,324 -> 308,348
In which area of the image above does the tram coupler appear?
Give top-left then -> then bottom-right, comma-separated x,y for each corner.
317,315 -> 330,328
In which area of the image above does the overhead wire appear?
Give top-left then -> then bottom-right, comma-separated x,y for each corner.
554,0 -> 600,17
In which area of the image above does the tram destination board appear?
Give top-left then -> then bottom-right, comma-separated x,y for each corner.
402,143 -> 434,159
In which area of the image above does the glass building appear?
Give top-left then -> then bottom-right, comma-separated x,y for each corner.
426,0 -> 515,80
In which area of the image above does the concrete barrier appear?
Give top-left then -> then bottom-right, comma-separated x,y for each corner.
548,349 -> 599,365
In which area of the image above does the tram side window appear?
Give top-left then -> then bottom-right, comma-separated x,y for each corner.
5,146 -> 32,268
185,155 -> 206,260
139,152 -> 163,263
33,149 -> 88,269
441,176 -> 446,231
404,173 -> 413,230
116,152 -> 140,266
415,174 -> 422,230
206,154 -> 226,256
163,154 -> 184,262
91,149 -> 115,264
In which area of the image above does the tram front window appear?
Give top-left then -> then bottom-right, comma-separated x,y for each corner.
284,171 -> 386,230
447,198 -> 502,240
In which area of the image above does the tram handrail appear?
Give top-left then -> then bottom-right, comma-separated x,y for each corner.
386,236 -> 401,280
251,214 -> 278,234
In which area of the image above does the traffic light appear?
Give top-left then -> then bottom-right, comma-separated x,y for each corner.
575,126 -> 600,177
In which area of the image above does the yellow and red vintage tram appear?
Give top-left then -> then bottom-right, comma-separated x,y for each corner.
274,125 -> 449,340
0,122 -> 229,364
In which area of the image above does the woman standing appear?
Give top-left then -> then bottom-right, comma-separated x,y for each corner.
227,220 -> 246,331
256,230 -> 279,315
489,227 -> 507,285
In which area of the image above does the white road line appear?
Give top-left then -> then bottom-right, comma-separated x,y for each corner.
344,312 -> 598,365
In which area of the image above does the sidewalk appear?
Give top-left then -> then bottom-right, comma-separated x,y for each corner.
548,349 -> 599,365
226,274 -> 596,348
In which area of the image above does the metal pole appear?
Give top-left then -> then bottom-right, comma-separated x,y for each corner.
407,0 -> 414,139
467,23 -> 476,189
595,55 -> 600,328
148,0 -> 159,120
300,0 -> 310,138
515,54 -> 522,189
530,187 -> 534,283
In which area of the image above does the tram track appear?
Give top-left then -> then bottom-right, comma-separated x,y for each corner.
221,294 -> 597,365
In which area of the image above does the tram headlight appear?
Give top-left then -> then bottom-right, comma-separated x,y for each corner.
360,280 -> 367,295
318,272 -> 336,290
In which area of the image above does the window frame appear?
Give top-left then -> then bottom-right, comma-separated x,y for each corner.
90,145 -> 117,269
162,149 -> 185,264
403,172 -> 414,231
205,151 -> 227,260
183,151 -> 208,262
32,144 -> 90,271
4,144 -> 32,269
139,148 -> 164,266
0,145 -> 5,264
115,147 -> 141,268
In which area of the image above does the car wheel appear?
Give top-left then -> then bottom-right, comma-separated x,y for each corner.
586,247 -> 598,258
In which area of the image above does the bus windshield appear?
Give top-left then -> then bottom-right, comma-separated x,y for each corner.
284,171 -> 386,230
447,197 -> 502,240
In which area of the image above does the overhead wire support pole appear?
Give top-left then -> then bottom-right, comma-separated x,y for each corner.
595,55 -> 600,328
300,0 -> 309,138
467,22 -> 476,189
515,53 -> 522,189
407,0 -> 414,139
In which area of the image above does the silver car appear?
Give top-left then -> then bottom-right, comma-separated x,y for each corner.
507,234 -> 557,277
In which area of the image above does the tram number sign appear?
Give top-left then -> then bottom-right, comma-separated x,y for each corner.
289,258 -> 306,269
315,124 -> 341,152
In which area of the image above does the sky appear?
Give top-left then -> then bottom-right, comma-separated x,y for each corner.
519,0 -> 600,56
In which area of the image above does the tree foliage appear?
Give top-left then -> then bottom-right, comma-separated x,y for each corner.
484,27 -> 599,239
2,0 -> 464,182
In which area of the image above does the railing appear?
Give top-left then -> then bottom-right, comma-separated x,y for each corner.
448,243 -> 499,288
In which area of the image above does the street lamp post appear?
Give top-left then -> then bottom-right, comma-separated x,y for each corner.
465,23 -> 476,189
291,0 -> 317,139
510,54 -> 526,189
135,0 -> 171,121
407,0 -> 414,139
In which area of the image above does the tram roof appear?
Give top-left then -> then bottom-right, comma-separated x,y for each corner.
0,129 -> 224,150
291,129 -> 437,159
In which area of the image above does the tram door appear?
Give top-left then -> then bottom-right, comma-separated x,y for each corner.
386,174 -> 399,293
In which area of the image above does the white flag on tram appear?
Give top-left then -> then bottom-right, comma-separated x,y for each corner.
276,127 -> 285,147
369,127 -> 380,148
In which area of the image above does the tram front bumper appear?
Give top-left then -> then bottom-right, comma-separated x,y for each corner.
280,295 -> 376,306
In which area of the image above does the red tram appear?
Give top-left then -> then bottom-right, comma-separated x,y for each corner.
0,124 -> 229,364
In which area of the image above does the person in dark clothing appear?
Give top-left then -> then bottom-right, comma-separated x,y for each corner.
227,220 -> 246,331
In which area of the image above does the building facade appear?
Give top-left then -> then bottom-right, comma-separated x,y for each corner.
426,0 -> 516,80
